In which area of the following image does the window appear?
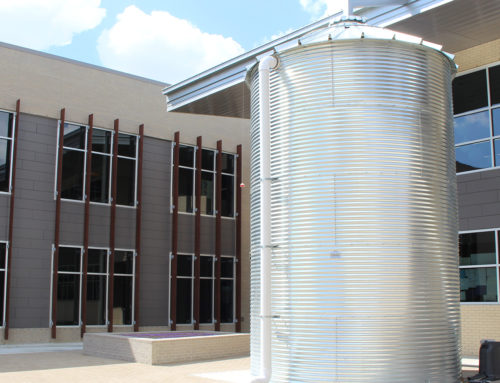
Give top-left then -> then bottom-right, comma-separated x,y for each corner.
220,256 -> 235,323
453,64 -> 500,173
0,242 -> 7,327
175,144 -> 235,217
171,253 -> 234,325
0,111 -> 14,193
459,230 -> 500,303
54,246 -> 135,326
57,123 -> 138,206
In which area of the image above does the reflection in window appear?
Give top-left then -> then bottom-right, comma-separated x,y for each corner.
116,158 -> 136,206
61,149 -> 85,199
221,279 -> 234,323
489,64 -> 500,105
201,172 -> 214,215
0,111 -> 14,193
114,276 -> 133,325
455,141 -> 491,173
64,124 -> 86,149
90,154 -> 110,203
454,111 -> 490,144
493,108 -> 500,137
178,167 -> 194,213
57,247 -> 81,325
460,268 -> 497,302
221,174 -> 234,217
453,70 -> 488,115
117,133 -> 136,158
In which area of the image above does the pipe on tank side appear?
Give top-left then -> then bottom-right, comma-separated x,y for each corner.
252,54 -> 278,383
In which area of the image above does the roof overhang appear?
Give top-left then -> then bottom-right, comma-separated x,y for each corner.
164,0 -> 500,118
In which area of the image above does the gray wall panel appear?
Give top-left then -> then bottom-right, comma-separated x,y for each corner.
138,136 -> 171,326
221,218 -> 236,255
115,206 -> 135,249
10,113 -> 56,328
200,216 -> 215,254
177,214 -> 195,254
59,201 -> 84,245
457,168 -> 500,231
89,204 -> 110,247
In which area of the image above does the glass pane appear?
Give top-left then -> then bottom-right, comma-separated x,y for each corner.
221,279 -> 234,323
201,172 -> 214,215
57,273 -> 80,325
87,249 -> 107,273
116,157 -> 135,206
221,153 -> 234,174
493,108 -> 500,137
114,250 -> 133,274
221,257 -> 234,278
495,139 -> 500,167
0,139 -> 11,192
61,149 -> 84,200
200,256 -> 213,278
113,276 -> 133,325
489,64 -> 500,106
63,124 -> 86,149
454,110 -> 490,144
459,232 -> 496,266
200,279 -> 213,323
176,278 -> 192,324
117,133 -> 136,158
179,146 -> 194,167
0,270 -> 4,322
221,174 -> 234,217
90,154 -> 110,203
92,129 -> 112,154
86,275 -> 107,325
0,242 -> 5,269
202,149 -> 214,170
460,268 -> 497,302
58,247 -> 81,272
456,141 -> 492,173
452,70 -> 488,115
178,167 -> 193,213
177,255 -> 192,277
0,111 -> 13,138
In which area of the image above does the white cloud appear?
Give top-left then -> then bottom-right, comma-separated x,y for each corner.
300,0 -> 345,18
0,0 -> 106,49
97,6 -> 245,84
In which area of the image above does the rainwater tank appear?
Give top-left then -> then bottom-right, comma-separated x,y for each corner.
248,19 -> 460,382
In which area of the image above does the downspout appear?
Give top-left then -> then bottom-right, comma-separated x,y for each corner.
253,54 -> 278,383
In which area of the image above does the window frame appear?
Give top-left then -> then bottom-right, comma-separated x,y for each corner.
171,142 -> 236,219
50,245 -> 136,327
0,241 -> 9,328
454,61 -> 500,175
0,109 -> 17,195
459,228 -> 500,305
55,122 -> 139,208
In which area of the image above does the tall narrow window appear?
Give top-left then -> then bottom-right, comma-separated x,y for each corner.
201,149 -> 215,215
178,146 -> 195,213
86,249 -> 108,325
176,254 -> 193,324
56,246 -> 82,325
220,256 -> 235,323
221,153 -> 235,217
113,250 -> 134,325
0,243 -> 7,326
61,124 -> 86,200
0,111 -> 13,193
200,255 -> 214,323
90,129 -> 112,203
116,133 -> 137,206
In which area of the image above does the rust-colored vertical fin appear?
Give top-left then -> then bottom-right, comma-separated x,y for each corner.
170,131 -> 180,330
236,144 -> 242,332
4,99 -> 21,340
134,124 -> 144,332
52,108 -> 66,339
215,140 -> 222,331
194,136 -> 202,330
108,119 -> 119,332
81,114 -> 93,338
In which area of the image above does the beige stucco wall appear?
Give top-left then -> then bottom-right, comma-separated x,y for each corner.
0,42 -> 251,334
454,37 -> 500,73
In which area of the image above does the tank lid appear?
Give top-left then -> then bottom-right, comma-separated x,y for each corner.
273,19 -> 455,67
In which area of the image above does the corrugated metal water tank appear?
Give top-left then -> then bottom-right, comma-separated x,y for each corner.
249,20 -> 460,382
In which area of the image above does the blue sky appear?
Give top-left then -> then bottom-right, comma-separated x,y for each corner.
0,0 -> 342,84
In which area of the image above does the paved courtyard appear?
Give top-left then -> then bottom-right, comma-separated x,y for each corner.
0,343 -> 479,382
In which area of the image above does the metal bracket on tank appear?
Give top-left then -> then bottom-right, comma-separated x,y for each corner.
260,177 -> 279,182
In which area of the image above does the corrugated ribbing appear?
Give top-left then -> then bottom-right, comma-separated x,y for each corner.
250,39 -> 460,382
